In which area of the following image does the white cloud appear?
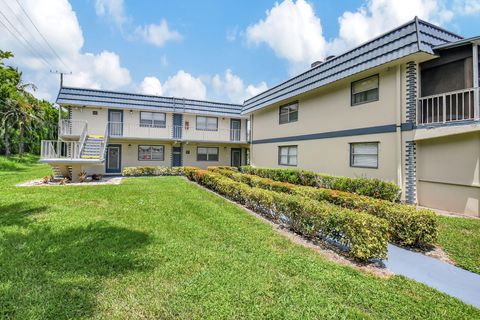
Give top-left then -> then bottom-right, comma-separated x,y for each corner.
135,20 -> 182,47
333,0 -> 453,51
138,69 -> 267,103
453,0 -> 480,15
139,76 -> 163,95
246,0 -> 327,72
94,0 -> 182,47
66,51 -> 131,89
139,71 -> 207,100
163,70 -> 206,100
244,0 -> 478,72
0,0 -> 131,100
226,26 -> 239,42
94,0 -> 128,28
211,69 -> 267,103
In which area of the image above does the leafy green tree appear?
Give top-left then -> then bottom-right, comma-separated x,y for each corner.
0,50 -> 58,156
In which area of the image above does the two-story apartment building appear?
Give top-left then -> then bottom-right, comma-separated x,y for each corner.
40,88 -> 249,179
40,17 -> 479,217
243,18 -> 479,217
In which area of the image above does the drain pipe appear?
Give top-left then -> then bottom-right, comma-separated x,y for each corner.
395,65 -> 403,190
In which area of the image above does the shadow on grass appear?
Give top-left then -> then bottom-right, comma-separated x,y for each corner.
0,222 -> 151,319
0,203 -> 49,227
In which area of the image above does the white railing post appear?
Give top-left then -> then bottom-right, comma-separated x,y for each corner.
442,93 -> 447,123
475,87 -> 479,120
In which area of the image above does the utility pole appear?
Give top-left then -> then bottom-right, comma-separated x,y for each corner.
50,70 -> 71,136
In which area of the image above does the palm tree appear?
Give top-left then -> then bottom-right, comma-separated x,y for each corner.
0,90 -> 41,157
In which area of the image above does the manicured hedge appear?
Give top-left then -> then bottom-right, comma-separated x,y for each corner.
209,167 -> 437,247
122,166 -> 184,177
185,167 -> 388,261
240,166 -> 401,202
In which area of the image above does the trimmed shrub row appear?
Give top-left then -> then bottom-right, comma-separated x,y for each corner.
185,167 -> 388,261
209,167 -> 438,247
240,166 -> 401,202
122,166 -> 184,177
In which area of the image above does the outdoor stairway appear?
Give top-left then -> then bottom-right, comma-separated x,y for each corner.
81,135 -> 104,159
51,165 -> 72,180
52,166 -> 65,180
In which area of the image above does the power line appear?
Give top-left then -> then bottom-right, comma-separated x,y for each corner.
0,0 -> 55,67
0,15 -> 50,69
13,0 -> 70,71
0,9 -> 52,69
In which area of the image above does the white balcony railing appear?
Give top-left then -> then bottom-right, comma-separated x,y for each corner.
418,87 -> 479,125
40,140 -> 82,160
108,122 -> 171,139
59,120 -> 88,136
108,122 -> 247,143
183,128 -> 246,142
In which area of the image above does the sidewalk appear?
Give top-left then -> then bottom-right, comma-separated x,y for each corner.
384,244 -> 480,308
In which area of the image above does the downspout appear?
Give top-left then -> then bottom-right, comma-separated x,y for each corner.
473,44 -> 479,119
396,65 -> 403,189
249,114 -> 253,166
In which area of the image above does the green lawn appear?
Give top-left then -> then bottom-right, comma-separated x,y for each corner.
0,157 -> 479,319
437,215 -> 480,274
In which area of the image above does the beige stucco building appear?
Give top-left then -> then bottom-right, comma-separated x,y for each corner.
40,18 -> 479,217
40,89 -> 249,179
243,18 -> 479,217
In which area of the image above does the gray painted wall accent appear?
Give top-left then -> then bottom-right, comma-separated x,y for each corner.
405,141 -> 417,204
252,123 -> 414,145
406,61 -> 418,124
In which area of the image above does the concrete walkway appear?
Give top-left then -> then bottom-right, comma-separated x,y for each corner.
384,244 -> 480,308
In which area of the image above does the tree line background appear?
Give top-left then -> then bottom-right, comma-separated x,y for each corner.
0,50 -> 59,156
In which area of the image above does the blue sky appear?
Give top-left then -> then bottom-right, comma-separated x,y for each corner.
1,0 -> 479,103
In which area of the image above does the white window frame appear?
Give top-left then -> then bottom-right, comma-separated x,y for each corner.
138,145 -> 165,161
196,116 -> 218,131
350,142 -> 379,168
140,112 -> 166,128
197,147 -> 219,161
278,145 -> 297,166
351,75 -> 379,106
279,102 -> 299,124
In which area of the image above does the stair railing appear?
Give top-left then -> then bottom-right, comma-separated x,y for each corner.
77,122 -> 89,157
99,124 -> 109,161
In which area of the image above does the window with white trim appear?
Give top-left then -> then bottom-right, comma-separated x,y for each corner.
279,102 -> 298,124
138,145 -> 164,161
350,142 -> 378,168
278,145 -> 297,166
351,75 -> 379,105
196,116 -> 218,131
140,112 -> 166,127
197,147 -> 219,161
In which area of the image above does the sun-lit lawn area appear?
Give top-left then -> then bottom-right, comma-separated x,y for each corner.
437,215 -> 480,274
0,156 -> 479,319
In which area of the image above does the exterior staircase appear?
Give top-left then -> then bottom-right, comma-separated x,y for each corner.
81,135 -> 105,159
51,165 -> 72,180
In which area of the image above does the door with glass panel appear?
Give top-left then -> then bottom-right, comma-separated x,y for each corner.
172,146 -> 182,166
231,148 -> 241,167
106,144 -> 121,173
108,110 -> 123,136
230,119 -> 241,141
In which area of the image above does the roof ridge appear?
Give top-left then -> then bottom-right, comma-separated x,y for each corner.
243,17 -> 419,105
59,86 -> 243,108
242,17 -> 464,112
416,18 -> 464,40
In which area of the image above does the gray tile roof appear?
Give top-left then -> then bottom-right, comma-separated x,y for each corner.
433,35 -> 480,50
56,87 -> 244,117
242,17 -> 463,114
